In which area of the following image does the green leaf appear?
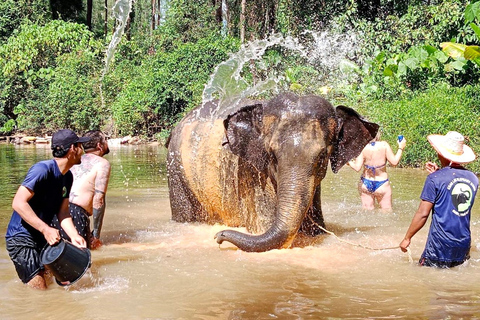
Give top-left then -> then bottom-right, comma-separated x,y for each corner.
386,58 -> 397,66
339,59 -> 359,74
464,46 -> 480,60
450,60 -> 467,71
383,66 -> 394,77
1,119 -> 16,134
13,103 -> 26,115
374,52 -> 386,63
404,57 -> 419,70
397,62 -> 407,77
424,45 -> 437,55
465,2 -> 480,23
434,50 -> 449,64
289,83 -> 303,91
465,3 -> 475,23
409,47 -> 428,63
440,42 -> 467,59
470,23 -> 480,42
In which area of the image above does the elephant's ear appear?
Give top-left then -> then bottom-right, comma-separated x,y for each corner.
224,104 -> 269,173
330,105 -> 379,173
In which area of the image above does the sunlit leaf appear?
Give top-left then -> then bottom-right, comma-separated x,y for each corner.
386,58 -> 397,66
451,60 -> 467,71
289,83 -> 303,91
465,2 -> 480,23
440,42 -> 467,59
464,46 -> 480,60
409,47 -> 428,63
434,50 -> 449,64
404,57 -> 419,70
383,66 -> 394,77
397,62 -> 406,76
339,59 -> 359,74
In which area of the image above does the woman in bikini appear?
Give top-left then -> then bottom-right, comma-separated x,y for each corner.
348,133 -> 406,210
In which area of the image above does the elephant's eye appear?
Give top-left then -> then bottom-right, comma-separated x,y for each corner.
269,150 -> 277,163
314,148 -> 328,166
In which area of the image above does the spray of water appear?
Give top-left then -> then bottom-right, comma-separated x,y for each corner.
200,31 -> 361,120
103,0 -> 134,77
99,0 -> 133,115
221,0 -> 228,37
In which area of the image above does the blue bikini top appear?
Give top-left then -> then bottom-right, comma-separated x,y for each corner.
364,163 -> 386,175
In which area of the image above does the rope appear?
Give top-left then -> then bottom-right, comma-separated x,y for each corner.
307,215 -> 414,262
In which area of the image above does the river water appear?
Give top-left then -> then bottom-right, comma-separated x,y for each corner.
1,143 -> 480,319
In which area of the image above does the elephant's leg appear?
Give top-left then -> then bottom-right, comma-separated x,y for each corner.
299,185 -> 326,236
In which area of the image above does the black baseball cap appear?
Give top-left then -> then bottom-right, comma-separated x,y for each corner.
51,129 -> 91,150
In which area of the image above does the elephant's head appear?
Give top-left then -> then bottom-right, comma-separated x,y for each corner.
215,92 -> 378,252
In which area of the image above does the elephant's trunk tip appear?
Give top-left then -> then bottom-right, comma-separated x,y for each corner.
214,231 -> 226,244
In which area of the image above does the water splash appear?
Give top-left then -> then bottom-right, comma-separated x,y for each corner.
103,0 -> 134,76
221,0 -> 228,37
99,0 -> 133,112
200,34 -> 301,118
200,31 -> 360,120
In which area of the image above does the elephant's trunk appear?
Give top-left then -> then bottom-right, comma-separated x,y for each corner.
215,164 -> 315,252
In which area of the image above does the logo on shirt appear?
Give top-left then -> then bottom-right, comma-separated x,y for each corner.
62,186 -> 68,198
451,182 -> 474,216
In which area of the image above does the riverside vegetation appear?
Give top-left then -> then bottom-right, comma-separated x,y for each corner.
0,0 -> 479,172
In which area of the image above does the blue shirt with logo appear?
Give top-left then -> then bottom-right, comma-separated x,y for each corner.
420,166 -> 479,263
5,160 -> 73,245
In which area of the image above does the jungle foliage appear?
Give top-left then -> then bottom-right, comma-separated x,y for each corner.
0,0 -> 479,170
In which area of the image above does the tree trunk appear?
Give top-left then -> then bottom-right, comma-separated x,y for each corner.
86,0 -> 93,30
157,0 -> 162,26
240,0 -> 246,43
151,0 -> 156,32
126,3 -> 134,40
104,0 -> 108,37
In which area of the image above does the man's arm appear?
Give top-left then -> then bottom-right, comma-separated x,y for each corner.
399,200 -> 433,252
57,198 -> 86,248
12,186 -> 60,245
92,161 -> 111,239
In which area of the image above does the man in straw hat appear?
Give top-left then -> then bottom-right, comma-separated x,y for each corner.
5,129 -> 89,289
400,131 -> 478,268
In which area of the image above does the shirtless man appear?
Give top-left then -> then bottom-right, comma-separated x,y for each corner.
348,133 -> 406,210
53,130 -> 111,249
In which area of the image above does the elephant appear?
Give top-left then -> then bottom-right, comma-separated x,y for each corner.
166,92 -> 379,252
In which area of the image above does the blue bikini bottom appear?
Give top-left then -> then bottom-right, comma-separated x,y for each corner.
361,177 -> 389,193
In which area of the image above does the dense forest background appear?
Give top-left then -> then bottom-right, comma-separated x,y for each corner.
0,0 -> 479,170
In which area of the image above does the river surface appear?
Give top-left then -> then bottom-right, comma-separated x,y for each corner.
1,143 -> 480,319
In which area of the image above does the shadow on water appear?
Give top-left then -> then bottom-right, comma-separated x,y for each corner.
1,144 -> 480,319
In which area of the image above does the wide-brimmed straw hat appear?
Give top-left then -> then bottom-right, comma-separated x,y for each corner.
427,131 -> 476,164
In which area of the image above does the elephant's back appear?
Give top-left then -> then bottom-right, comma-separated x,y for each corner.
168,117 -> 242,224
167,116 -> 276,230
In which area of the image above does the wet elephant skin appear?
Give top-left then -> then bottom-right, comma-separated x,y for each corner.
166,92 -> 378,252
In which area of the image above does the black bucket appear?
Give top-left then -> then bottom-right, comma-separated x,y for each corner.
41,239 -> 91,286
